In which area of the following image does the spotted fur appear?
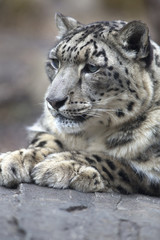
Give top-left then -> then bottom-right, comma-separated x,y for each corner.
1,13 -> 160,196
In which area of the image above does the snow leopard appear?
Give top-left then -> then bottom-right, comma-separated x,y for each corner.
1,13 -> 160,196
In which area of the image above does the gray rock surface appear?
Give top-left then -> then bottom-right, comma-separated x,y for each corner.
0,184 -> 160,240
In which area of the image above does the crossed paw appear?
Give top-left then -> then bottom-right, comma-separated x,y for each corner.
32,153 -> 105,192
0,151 -> 105,192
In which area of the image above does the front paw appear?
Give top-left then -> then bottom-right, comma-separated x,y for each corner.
32,159 -> 76,189
0,150 -> 31,188
32,154 -> 105,192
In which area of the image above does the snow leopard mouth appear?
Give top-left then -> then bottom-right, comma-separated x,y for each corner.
57,113 -> 88,123
55,113 -> 90,134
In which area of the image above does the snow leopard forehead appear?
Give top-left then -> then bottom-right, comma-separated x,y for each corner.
49,14 -> 151,67
49,20 -> 127,66
59,19 -> 127,40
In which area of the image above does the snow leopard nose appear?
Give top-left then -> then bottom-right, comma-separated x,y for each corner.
46,97 -> 68,111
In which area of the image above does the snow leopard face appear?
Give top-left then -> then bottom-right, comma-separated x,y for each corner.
45,13 -> 153,134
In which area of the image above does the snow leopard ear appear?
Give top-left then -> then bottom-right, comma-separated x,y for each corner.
55,13 -> 82,38
118,21 -> 150,59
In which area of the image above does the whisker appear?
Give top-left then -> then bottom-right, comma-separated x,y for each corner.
89,108 -> 118,122
94,109 -> 114,113
92,108 -> 116,113
87,111 -> 102,118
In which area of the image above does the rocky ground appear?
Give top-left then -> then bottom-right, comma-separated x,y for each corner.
0,184 -> 160,240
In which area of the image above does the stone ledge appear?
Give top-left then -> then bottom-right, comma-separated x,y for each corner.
0,183 -> 160,240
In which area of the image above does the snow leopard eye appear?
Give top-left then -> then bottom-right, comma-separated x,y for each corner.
51,58 -> 60,69
84,64 -> 100,73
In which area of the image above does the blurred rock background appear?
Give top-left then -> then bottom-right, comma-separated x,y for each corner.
0,0 -> 160,152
